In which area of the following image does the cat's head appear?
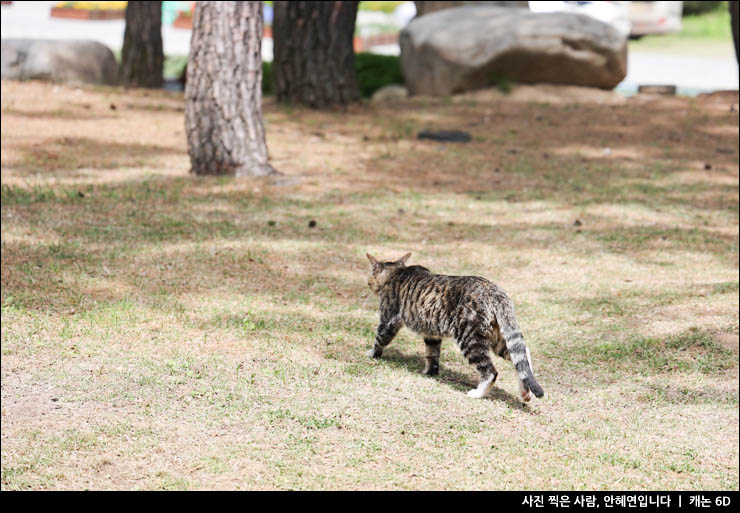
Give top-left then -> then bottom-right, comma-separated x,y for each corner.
366,252 -> 411,293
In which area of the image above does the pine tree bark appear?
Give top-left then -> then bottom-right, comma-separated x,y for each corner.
185,1 -> 276,177
273,1 -> 360,108
120,1 -> 163,88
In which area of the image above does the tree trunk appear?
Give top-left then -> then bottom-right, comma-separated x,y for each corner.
185,1 -> 276,177
273,1 -> 360,108
730,0 -> 739,65
120,1 -> 163,88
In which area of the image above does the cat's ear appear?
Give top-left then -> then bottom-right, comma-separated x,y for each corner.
399,252 -> 412,265
366,253 -> 378,266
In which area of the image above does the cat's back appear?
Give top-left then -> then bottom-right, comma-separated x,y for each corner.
393,266 -> 494,300
390,266 -> 499,336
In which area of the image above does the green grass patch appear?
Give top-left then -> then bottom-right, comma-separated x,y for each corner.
358,1 -> 404,13
629,2 -> 734,57
679,3 -> 732,40
711,281 -> 739,294
580,328 -> 736,375
1,184 -> 84,205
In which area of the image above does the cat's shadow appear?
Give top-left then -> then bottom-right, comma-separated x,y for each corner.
378,349 -> 535,413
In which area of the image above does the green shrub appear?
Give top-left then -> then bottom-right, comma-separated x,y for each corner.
489,71 -> 512,94
163,55 -> 188,80
354,52 -> 403,98
262,61 -> 273,95
261,53 -> 404,99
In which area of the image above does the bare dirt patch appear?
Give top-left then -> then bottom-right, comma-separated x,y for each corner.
714,332 -> 739,354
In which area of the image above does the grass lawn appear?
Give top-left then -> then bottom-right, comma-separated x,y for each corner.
629,4 -> 736,59
1,80 -> 738,490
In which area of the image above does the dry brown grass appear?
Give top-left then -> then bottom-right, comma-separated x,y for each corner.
1,79 -> 738,490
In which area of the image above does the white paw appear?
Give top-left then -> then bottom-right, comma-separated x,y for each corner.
366,349 -> 380,358
467,388 -> 487,399
518,380 -> 530,403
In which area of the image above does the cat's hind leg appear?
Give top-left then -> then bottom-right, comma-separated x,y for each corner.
496,342 -> 531,402
422,337 -> 441,375
517,347 -> 535,402
458,335 -> 498,399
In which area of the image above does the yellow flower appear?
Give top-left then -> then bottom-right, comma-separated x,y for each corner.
56,1 -> 127,10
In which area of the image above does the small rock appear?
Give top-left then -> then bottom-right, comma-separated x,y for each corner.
704,163 -> 712,170
573,219 -> 582,226
308,220 -> 317,228
267,220 -> 276,226
109,103 -> 117,110
371,84 -> 408,103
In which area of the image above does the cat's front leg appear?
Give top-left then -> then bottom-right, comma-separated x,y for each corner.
422,337 -> 441,375
367,316 -> 401,359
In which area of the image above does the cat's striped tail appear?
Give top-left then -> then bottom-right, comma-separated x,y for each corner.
492,300 -> 544,399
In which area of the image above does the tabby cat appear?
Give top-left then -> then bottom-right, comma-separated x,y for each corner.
365,253 -> 544,402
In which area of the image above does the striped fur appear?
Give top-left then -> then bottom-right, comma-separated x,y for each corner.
366,253 -> 544,401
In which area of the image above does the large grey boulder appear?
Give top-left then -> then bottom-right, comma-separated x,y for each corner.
414,1 -> 528,17
400,7 -> 627,95
1,39 -> 118,85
